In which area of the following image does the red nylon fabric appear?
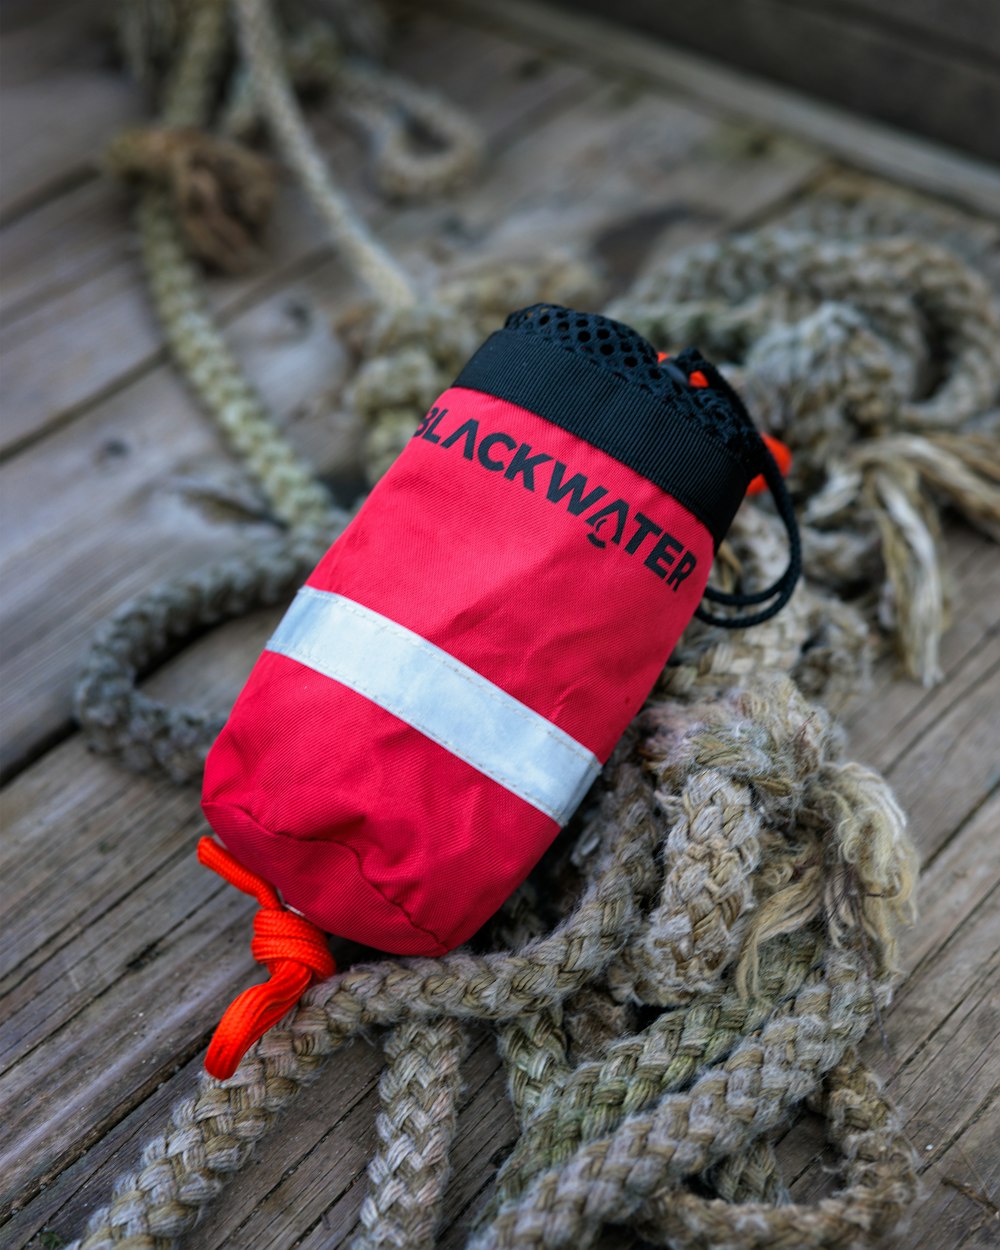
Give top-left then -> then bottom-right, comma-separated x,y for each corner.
203,387 -> 715,955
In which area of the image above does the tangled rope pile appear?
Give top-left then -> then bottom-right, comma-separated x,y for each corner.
614,224 -> 1000,685
71,674 -> 919,1250
67,1 -> 1000,1247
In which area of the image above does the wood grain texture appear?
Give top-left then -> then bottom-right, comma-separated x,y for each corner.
547,0 -> 1000,161
433,0 -> 1000,217
807,0 -> 1000,61
0,0 -> 140,223
1,3 -> 998,1249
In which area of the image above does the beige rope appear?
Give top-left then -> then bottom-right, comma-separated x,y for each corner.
353,1017 -> 470,1250
70,3 -> 1000,1246
613,227 -> 1000,683
234,0 -> 417,309
67,676 -> 918,1250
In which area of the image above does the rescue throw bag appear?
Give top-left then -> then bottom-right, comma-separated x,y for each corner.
198,304 -> 800,1078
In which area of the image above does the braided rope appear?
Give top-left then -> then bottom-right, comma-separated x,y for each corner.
335,61 -> 484,201
218,6 -> 481,199
74,534 -> 326,781
64,3 -> 1000,1246
612,227 -> 1000,683
126,0 -> 338,530
234,0 -> 416,310
353,1018 -> 470,1250
473,951 -> 885,1250
138,189 -> 337,529
708,1135 -> 791,1206
636,1052 -> 918,1249
67,675 -> 918,1250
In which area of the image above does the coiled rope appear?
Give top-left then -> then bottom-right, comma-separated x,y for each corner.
68,1 -> 1000,1246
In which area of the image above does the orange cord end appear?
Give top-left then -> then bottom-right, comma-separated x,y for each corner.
747,433 -> 792,496
197,836 -> 335,1080
656,352 -> 792,496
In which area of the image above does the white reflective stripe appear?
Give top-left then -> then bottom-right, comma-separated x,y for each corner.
265,587 -> 601,824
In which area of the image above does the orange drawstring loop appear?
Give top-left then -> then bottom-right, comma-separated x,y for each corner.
197,836 -> 336,1079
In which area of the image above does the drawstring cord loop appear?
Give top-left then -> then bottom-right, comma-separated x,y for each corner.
688,358 -> 802,630
695,443 -> 802,629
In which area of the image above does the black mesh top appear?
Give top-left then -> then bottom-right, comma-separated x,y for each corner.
452,302 -> 800,626
504,304 -> 762,469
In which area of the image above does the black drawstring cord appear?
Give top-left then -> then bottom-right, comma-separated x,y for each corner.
673,353 -> 802,630
694,436 -> 802,630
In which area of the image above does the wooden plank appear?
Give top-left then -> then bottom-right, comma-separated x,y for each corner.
0,86 -> 822,780
773,790 -> 1000,1238
932,1094 -> 1000,1249
804,932 -> 999,1245
834,525 -> 1000,868
762,538 -> 1000,1235
0,618 -> 283,1054
430,0 -> 1000,217
810,0 -> 1000,62
879,643 -> 1000,863
0,15 -> 593,458
842,526 -> 1000,775
905,788 -> 1000,973
1,835 -> 264,1210
887,791 -> 999,1060
881,902 -> 997,1157
544,0 -> 1000,162
0,611 -> 294,1205
0,0 -> 140,222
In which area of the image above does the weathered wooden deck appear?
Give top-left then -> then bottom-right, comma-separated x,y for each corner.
1,2 -> 998,1247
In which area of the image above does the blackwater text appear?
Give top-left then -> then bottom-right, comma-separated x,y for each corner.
413,407 -> 699,591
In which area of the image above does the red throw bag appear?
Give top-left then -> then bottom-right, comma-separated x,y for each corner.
200,305 -> 798,1077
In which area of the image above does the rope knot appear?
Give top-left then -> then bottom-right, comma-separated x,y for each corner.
107,126 -> 275,272
197,837 -> 335,1080
250,907 -> 337,978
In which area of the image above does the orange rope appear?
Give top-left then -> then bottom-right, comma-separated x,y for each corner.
748,434 -> 792,496
197,836 -> 336,1079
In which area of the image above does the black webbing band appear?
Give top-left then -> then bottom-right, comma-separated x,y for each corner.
453,330 -> 756,550
454,318 -> 802,628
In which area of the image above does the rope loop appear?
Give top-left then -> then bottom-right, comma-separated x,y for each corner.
106,125 -> 276,271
